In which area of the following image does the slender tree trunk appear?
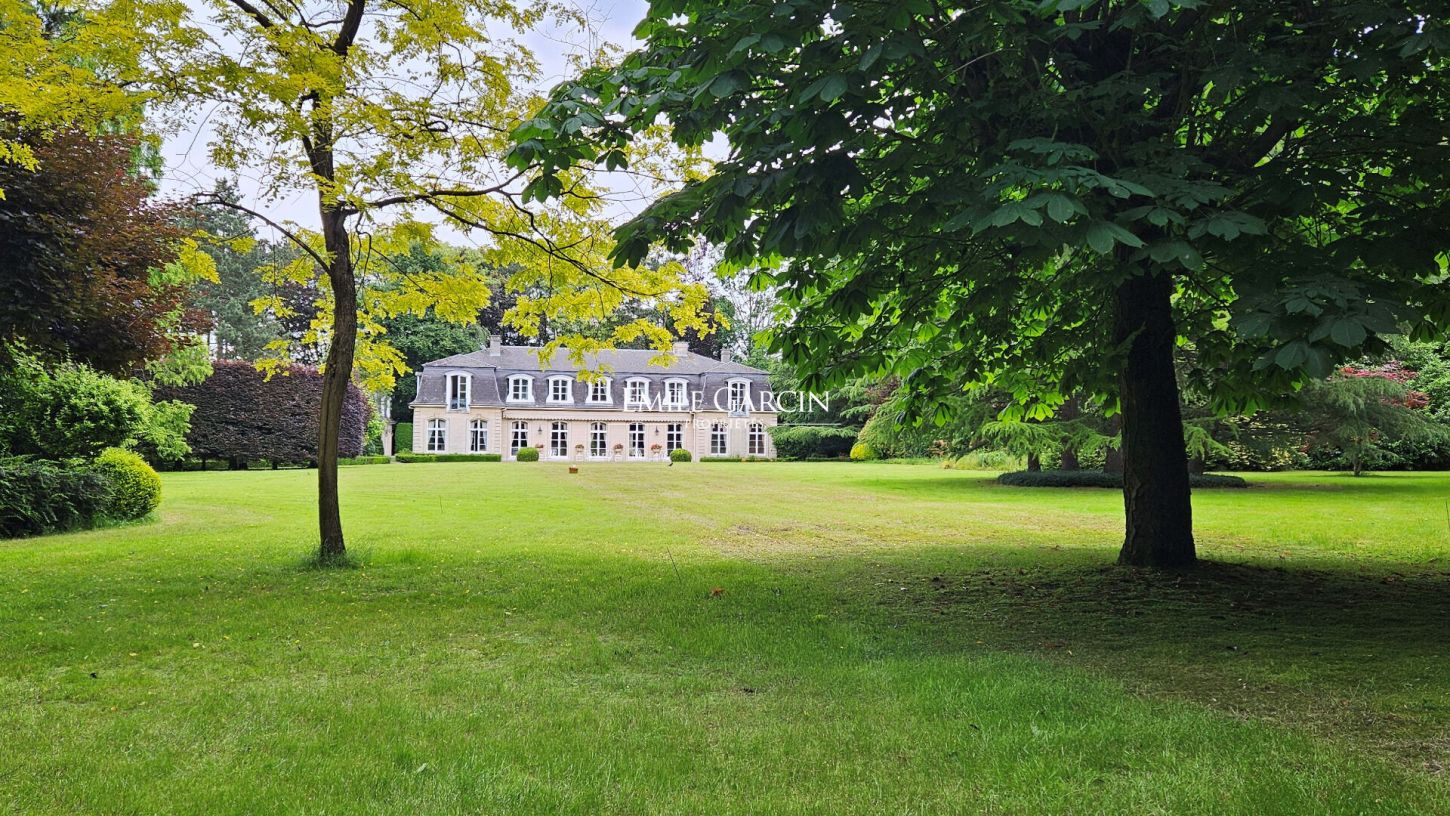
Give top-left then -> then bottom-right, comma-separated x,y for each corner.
1058,397 -> 1080,470
1113,272 -> 1195,569
316,202 -> 357,561
1026,452 -> 1042,472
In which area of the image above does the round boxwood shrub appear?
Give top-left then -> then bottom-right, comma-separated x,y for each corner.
93,447 -> 162,519
515,446 -> 540,462
849,442 -> 876,461
669,448 -> 692,462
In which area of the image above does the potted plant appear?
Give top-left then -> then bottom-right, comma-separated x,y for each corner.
612,442 -> 624,461
574,443 -> 585,462
649,443 -> 664,461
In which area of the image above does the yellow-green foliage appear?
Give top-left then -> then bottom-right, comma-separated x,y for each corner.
92,447 -> 161,520
514,446 -> 540,462
137,0 -> 715,392
849,442 -> 875,461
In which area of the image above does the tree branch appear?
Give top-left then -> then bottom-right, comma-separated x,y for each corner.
332,0 -> 366,55
193,194 -> 329,272
224,0 -> 275,29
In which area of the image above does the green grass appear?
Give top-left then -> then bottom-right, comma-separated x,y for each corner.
2,463 -> 1447,814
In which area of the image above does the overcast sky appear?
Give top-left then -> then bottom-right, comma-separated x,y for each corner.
156,0 -> 653,238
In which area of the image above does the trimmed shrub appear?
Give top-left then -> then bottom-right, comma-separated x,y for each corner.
997,469 -> 1247,489
699,456 -> 772,462
943,450 -> 1023,471
0,457 -> 113,538
768,426 -> 857,460
514,446 -> 540,462
856,411 -> 965,459
339,455 -> 392,466
394,422 -> 414,454
156,360 -> 367,466
0,354 -> 148,459
92,447 -> 162,520
849,442 -> 876,461
669,448 -> 692,462
395,452 -> 501,463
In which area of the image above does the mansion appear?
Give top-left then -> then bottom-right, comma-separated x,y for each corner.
409,337 -> 778,460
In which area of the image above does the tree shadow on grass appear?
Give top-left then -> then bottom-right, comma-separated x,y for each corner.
871,558 -> 1450,774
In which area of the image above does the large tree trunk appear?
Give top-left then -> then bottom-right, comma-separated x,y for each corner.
1113,272 -> 1195,569
316,203 -> 357,561
1025,452 -> 1042,472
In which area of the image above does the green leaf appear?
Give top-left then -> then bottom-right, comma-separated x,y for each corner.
819,75 -> 849,103
709,71 -> 746,98
1044,194 -> 1078,223
1086,223 -> 1116,254
1329,318 -> 1367,347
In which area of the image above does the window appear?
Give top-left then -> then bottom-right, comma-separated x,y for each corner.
446,373 -> 470,411
625,378 -> 649,409
547,376 -> 572,404
550,421 -> 569,458
427,419 -> 447,452
507,375 -> 533,402
666,422 -> 684,452
664,379 -> 687,409
469,419 -> 488,453
727,380 -> 749,414
510,420 -> 529,455
710,422 -> 727,456
749,422 -> 767,455
628,422 -> 645,458
590,422 -> 607,458
586,377 -> 612,404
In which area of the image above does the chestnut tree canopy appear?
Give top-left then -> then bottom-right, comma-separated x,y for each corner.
513,0 -> 1450,567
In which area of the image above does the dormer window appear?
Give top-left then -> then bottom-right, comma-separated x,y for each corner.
585,377 -> 612,405
727,379 -> 750,414
446,372 -> 470,411
507,375 -> 533,403
664,378 -> 688,409
547,376 -> 573,404
625,377 -> 650,409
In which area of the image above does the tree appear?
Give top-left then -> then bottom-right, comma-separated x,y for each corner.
516,1 -> 1450,568
0,0 -> 149,187
145,0 -> 712,560
184,182 -> 300,361
1300,364 -> 1440,477
0,127 -> 210,373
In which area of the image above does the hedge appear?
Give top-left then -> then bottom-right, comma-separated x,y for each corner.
395,452 -> 502,463
156,360 -> 367,466
0,457 -> 113,538
767,425 -> 858,460
339,455 -> 392,466
996,470 -> 1248,489
699,456 -> 773,462
394,422 -> 414,454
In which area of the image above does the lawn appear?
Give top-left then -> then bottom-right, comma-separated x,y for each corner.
1,462 -> 1447,814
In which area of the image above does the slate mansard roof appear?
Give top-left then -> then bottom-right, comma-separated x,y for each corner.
410,344 -> 773,410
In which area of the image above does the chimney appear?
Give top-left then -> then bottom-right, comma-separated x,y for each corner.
672,340 -> 691,356
720,348 -> 733,364
487,333 -> 502,356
